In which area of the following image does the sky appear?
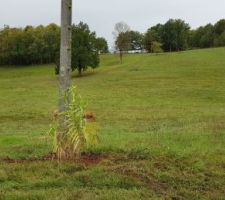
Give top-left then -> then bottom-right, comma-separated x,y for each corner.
0,0 -> 225,47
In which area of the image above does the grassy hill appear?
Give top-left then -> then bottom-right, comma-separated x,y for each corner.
0,48 -> 225,199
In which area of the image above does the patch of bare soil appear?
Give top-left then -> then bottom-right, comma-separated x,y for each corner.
0,153 -> 113,166
0,153 -> 57,164
84,112 -> 96,121
78,154 -> 108,165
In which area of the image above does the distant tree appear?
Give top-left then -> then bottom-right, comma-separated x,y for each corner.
187,30 -> 195,49
144,24 -> 162,53
161,19 -> 190,51
213,19 -> 225,47
113,22 -> 130,63
55,22 -> 100,76
3,18 -> 225,67
113,22 -> 130,38
95,37 -> 109,53
188,27 -> 204,48
199,24 -> 214,48
0,24 -> 60,65
189,24 -> 214,48
214,19 -> 225,35
214,31 -> 225,47
43,24 -> 60,63
3,27 -> 24,65
115,31 -> 131,63
71,22 -> 99,76
151,41 -> 163,53
128,31 -> 144,51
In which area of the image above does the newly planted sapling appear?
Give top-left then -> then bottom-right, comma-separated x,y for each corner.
48,86 -> 99,159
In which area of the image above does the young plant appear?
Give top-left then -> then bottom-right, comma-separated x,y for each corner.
48,86 -> 99,159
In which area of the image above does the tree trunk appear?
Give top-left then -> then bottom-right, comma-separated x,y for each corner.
59,0 -> 72,112
78,67 -> 82,76
119,50 -> 123,64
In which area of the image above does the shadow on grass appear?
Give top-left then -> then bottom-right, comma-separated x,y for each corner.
71,70 -> 98,79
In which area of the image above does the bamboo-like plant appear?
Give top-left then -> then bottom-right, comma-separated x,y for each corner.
49,86 -> 98,159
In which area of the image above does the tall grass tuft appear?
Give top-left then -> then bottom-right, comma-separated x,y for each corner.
48,86 -> 99,160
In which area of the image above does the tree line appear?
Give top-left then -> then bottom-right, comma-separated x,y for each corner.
0,24 -> 60,65
0,23 -> 108,74
115,19 -> 225,55
1,18 -> 225,69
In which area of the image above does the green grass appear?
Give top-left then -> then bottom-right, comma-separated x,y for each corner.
0,48 -> 225,199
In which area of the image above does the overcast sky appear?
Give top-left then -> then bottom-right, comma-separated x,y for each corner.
0,0 -> 225,47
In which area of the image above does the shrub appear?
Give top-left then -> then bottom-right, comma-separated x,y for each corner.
151,41 -> 163,53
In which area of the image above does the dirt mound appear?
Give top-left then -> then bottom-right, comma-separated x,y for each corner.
84,112 -> 96,120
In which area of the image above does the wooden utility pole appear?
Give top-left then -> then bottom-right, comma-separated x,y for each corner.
59,0 -> 72,112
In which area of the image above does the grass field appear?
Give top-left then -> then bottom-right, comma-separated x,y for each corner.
0,48 -> 225,199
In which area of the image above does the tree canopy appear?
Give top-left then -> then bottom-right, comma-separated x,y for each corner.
95,37 -> 109,53
71,22 -> 100,75
0,22 -> 108,75
160,19 -> 190,51
1,18 -> 225,67
0,24 -> 60,65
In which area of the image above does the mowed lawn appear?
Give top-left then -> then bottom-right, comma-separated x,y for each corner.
0,48 -> 225,199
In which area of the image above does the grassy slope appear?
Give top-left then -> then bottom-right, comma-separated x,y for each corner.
0,48 -> 225,199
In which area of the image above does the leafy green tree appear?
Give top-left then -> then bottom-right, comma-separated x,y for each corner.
43,24 -> 60,64
0,24 -> 60,65
214,19 -> 225,35
189,24 -> 214,48
144,25 -> 162,53
95,37 -> 109,53
214,31 -> 225,46
56,22 -> 100,76
213,19 -> 225,47
71,22 -> 99,76
161,19 -> 190,51
189,27 -> 204,48
199,24 -> 214,48
128,31 -> 144,50
151,41 -> 163,53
